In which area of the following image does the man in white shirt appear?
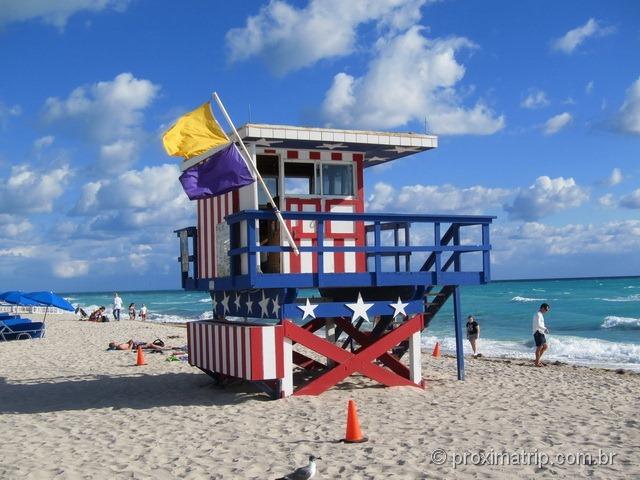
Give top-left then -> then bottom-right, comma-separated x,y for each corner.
113,293 -> 123,321
533,303 -> 550,367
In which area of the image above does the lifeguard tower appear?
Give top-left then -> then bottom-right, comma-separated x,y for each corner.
174,122 -> 494,399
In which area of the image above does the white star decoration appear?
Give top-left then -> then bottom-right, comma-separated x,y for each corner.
234,293 -> 241,311
389,297 -> 409,318
298,298 -> 318,320
346,292 -> 374,323
259,290 -> 271,318
220,292 -> 230,315
211,296 -> 218,313
316,142 -> 346,150
272,296 -> 281,317
254,138 -> 283,147
384,146 -> 420,154
245,295 -> 254,315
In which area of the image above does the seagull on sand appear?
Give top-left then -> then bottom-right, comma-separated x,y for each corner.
276,455 -> 321,480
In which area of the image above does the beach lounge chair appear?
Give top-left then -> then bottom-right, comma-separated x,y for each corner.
0,318 -> 45,341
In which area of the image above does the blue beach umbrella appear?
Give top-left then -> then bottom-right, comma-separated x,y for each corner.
25,291 -> 74,311
0,291 -> 41,306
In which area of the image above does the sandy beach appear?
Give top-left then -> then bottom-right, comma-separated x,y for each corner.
1,316 -> 638,479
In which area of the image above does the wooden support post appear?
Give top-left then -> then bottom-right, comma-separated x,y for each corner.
408,329 -> 422,385
282,337 -> 293,397
325,318 -> 336,368
452,286 -> 465,380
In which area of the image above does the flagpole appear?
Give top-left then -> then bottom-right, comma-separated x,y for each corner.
211,92 -> 299,256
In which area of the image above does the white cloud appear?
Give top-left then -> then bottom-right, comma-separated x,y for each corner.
496,220 -> 640,258
602,167 -> 623,187
0,215 -> 33,238
33,135 -> 55,149
0,101 -> 21,127
99,139 -> 139,173
543,112 -> 572,135
41,72 -> 159,144
620,189 -> 640,209
521,89 -> 549,109
367,181 -> 511,214
53,260 -> 89,278
72,163 -> 192,234
0,246 -> 37,257
598,193 -> 615,208
0,164 -> 72,214
613,77 -> 640,135
226,0 -> 428,75
504,176 -> 588,221
585,81 -> 594,95
551,18 -> 615,54
0,0 -> 130,29
322,27 -> 505,134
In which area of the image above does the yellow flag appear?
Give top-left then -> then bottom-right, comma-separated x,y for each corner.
162,102 -> 228,159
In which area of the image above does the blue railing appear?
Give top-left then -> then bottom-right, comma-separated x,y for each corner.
176,210 -> 494,291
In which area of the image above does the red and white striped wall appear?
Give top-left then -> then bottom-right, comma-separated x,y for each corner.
187,321 -> 284,380
196,190 -> 239,279
194,148 -> 366,279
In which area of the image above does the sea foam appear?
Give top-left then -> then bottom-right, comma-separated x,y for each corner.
598,294 -> 640,302
511,296 -> 546,303
601,316 -> 640,329
422,333 -> 640,371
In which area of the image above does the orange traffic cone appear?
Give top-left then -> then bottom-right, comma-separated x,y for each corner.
432,342 -> 441,358
136,346 -> 146,366
343,399 -> 367,443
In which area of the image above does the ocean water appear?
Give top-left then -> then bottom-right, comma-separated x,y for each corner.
63,276 -> 640,371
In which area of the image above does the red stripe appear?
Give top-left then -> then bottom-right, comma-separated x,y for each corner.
287,150 -> 298,159
228,327 -> 238,377
331,152 -> 342,160
224,328 -> 231,375
232,189 -> 239,213
197,201 -> 202,278
241,328 -> 247,379
251,327 -> 263,380
355,155 -> 366,271
275,325 -> 284,379
187,323 -> 194,365
310,151 -> 320,160
264,149 -> 276,154
203,200 -> 209,279
217,324 -> 223,373
334,238 -> 345,273
207,324 -> 214,371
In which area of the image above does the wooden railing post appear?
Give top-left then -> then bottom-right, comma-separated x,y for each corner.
374,221 -> 382,285
482,223 -> 491,282
453,224 -> 461,272
247,219 -> 257,283
434,222 -> 441,285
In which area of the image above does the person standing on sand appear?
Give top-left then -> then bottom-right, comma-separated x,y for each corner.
533,303 -> 550,367
113,293 -> 123,321
139,304 -> 147,321
466,315 -> 480,357
128,303 -> 136,321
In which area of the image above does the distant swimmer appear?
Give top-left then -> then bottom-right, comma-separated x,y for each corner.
533,303 -> 550,367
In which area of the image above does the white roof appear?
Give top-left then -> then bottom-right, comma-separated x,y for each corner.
236,123 -> 438,167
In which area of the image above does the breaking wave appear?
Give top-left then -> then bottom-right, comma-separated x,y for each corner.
601,316 -> 640,330
422,334 -> 640,371
511,296 -> 546,303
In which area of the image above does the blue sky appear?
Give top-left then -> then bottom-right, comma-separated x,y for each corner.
0,0 -> 639,291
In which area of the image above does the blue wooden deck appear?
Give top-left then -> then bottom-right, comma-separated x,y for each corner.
176,210 -> 494,292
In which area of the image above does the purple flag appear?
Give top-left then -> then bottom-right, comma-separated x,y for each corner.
179,143 -> 254,200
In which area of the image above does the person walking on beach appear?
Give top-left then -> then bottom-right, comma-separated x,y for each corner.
466,315 -> 480,357
139,304 -> 147,321
533,303 -> 550,367
128,303 -> 136,321
112,293 -> 123,321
